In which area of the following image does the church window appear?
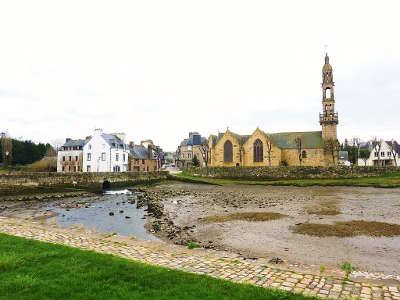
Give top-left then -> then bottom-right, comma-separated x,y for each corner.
302,150 -> 307,159
253,139 -> 263,162
224,140 -> 233,162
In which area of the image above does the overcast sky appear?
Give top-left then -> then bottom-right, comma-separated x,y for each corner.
1,1 -> 399,151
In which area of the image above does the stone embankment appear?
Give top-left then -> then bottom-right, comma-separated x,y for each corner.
184,166 -> 399,179
0,171 -> 168,187
0,217 -> 399,300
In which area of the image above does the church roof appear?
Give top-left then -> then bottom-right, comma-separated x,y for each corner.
210,130 -> 324,149
268,131 -> 324,149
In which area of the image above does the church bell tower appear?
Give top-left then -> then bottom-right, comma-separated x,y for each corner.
319,53 -> 338,141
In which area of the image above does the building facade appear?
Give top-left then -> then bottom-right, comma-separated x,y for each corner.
129,143 -> 158,172
57,139 -> 85,172
208,54 -> 339,167
176,132 -> 208,168
357,140 -> 400,166
82,129 -> 130,172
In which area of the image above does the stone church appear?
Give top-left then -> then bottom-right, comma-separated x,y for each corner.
208,54 -> 339,167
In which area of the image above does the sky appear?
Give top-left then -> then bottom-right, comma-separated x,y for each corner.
1,0 -> 399,151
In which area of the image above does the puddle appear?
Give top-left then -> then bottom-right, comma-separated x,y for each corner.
48,193 -> 157,240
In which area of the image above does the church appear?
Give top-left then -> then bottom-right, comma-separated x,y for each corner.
208,54 -> 339,167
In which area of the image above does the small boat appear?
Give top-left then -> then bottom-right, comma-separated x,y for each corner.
103,189 -> 132,195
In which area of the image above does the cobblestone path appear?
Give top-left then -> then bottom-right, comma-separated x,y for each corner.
1,217 -> 399,300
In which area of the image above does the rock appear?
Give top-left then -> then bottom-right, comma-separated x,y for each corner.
109,212 -> 114,216
269,257 -> 284,264
125,216 -> 131,219
119,210 -> 124,213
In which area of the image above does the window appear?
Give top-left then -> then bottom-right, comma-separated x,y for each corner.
123,154 -> 126,162
253,139 -> 263,162
381,151 -> 385,157
74,166 -> 77,172
224,140 -> 233,162
69,156 -> 72,161
88,144 -> 92,150
87,165 -> 91,172
101,152 -> 106,161
62,166 -> 65,171
142,159 -> 145,164
75,156 -> 78,161
302,150 -> 307,159
374,152 -> 378,157
116,153 -> 119,161
326,88 -> 331,98
87,153 -> 91,161
62,156 -> 65,161
388,152 -> 392,157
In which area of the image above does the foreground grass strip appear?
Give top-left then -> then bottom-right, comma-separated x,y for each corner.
292,220 -> 400,237
0,233 -> 314,300
200,212 -> 287,223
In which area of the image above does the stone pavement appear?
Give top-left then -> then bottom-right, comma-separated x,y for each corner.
1,217 -> 399,300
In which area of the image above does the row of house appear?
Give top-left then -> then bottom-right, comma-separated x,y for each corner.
57,129 -> 163,173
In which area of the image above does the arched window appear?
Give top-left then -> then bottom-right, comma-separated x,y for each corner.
302,150 -> 307,159
253,139 -> 263,162
325,88 -> 331,99
224,140 -> 233,162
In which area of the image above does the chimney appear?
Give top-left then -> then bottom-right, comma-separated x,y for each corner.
94,128 -> 103,136
66,138 -> 71,142
129,141 -> 135,148
113,132 -> 126,143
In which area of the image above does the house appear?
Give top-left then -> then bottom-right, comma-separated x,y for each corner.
82,129 -> 130,172
357,140 -> 400,166
208,53 -> 339,167
57,138 -> 85,172
176,132 -> 208,168
129,144 -> 158,172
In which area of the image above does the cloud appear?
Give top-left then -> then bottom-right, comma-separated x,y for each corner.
1,0 -> 399,151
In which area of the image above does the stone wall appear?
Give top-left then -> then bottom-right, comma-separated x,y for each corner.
0,171 -> 168,187
184,166 -> 399,180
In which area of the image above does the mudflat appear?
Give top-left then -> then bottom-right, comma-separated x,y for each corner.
146,183 -> 400,277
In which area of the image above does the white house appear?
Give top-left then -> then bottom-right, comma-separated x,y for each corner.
357,140 -> 400,167
82,129 -> 130,172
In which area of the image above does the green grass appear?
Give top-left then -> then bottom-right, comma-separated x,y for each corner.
172,172 -> 400,188
0,233 -> 315,300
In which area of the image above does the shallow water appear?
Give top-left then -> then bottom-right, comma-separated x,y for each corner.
49,193 -> 157,240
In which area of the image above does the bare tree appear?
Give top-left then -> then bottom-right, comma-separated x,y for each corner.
199,141 -> 209,167
372,137 -> 382,166
1,132 -> 12,168
265,139 -> 273,166
324,138 -> 340,166
295,137 -> 303,166
389,139 -> 398,167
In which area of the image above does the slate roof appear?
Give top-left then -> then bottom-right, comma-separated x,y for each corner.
180,134 -> 207,146
386,140 -> 400,154
62,139 -> 86,147
130,145 -> 151,159
211,130 -> 324,149
102,133 -> 124,148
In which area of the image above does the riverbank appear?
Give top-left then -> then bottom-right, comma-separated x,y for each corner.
172,172 -> 400,188
0,231 -> 310,300
1,217 -> 399,300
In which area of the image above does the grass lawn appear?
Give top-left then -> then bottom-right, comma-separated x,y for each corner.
173,172 -> 400,188
0,233 -> 314,300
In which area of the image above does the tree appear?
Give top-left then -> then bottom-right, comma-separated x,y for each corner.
352,137 -> 361,163
372,137 -> 382,166
389,139 -> 398,167
1,132 -> 12,167
192,155 -> 200,167
294,137 -> 303,166
324,138 -> 340,166
265,139 -> 273,166
199,142 -> 209,167
359,148 -> 371,166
